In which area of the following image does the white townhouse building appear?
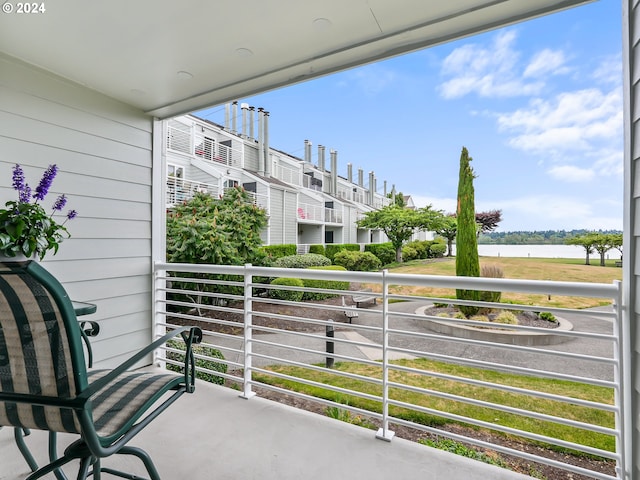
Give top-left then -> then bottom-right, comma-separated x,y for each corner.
163,107 -> 395,249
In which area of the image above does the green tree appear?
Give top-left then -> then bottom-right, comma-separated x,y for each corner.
435,214 -> 457,257
166,188 -> 268,309
565,233 -> 597,266
609,233 -> 623,261
167,188 -> 267,265
357,205 -> 444,263
455,147 -> 480,316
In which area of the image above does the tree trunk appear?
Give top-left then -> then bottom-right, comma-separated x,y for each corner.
396,246 -> 403,263
447,239 -> 453,257
585,249 -> 590,265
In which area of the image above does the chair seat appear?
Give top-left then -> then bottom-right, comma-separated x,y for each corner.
87,370 -> 183,441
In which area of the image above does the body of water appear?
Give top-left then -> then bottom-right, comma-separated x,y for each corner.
451,244 -> 622,260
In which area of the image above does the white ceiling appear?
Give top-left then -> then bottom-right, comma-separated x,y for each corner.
0,0 -> 593,119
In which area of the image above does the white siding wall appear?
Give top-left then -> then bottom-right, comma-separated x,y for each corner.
0,54 -> 154,368
623,2 -> 638,477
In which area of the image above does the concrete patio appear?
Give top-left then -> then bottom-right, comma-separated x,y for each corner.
0,374 -> 531,480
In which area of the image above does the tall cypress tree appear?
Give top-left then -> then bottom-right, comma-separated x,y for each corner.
455,147 -> 480,316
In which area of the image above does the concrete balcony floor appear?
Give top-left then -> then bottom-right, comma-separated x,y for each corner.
0,375 -> 531,480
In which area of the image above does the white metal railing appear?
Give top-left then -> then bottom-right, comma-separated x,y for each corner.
297,201 -> 324,221
167,123 -> 192,155
324,207 -> 343,223
194,136 -> 243,168
273,163 -> 301,186
154,264 -> 628,480
166,177 -> 219,205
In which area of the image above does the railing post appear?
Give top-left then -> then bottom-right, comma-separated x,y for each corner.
153,263 -> 168,368
326,320 -> 335,369
376,269 -> 395,441
240,263 -> 256,399
613,280 -> 631,479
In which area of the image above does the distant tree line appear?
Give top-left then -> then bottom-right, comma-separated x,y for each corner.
477,229 -> 622,245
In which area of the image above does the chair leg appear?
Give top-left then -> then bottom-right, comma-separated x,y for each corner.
49,432 -> 69,480
102,447 -> 160,480
14,427 -> 39,472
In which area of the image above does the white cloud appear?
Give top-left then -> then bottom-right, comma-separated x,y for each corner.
523,49 -> 570,78
439,30 -> 546,99
547,165 -> 595,182
498,87 -> 622,156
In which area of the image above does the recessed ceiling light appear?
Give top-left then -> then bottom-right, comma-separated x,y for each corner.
176,71 -> 194,80
235,47 -> 253,57
313,18 -> 332,31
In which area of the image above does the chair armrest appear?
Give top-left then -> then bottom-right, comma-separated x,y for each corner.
79,326 -> 203,400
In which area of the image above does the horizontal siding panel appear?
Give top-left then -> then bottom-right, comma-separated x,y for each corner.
0,111 -> 150,166
0,85 -> 150,149
41,239 -> 150,261
92,326 -> 154,369
52,218 -> 150,239
0,136 -> 150,184
63,275 -> 150,305
43,257 -> 151,283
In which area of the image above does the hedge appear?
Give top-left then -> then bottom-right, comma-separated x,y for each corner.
325,243 -> 360,262
166,340 -> 227,385
272,253 -> 331,268
302,265 -> 350,300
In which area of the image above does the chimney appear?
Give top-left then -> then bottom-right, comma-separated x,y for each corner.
231,101 -> 238,135
304,140 -> 312,163
330,150 -> 338,195
249,106 -> 255,140
241,103 -> 249,138
264,111 -> 270,178
258,107 -> 265,175
318,145 -> 326,171
384,180 -> 387,196
369,171 -> 375,205
358,168 -> 364,187
347,163 -> 353,183
224,103 -> 230,130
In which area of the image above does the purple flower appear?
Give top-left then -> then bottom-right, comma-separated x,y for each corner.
12,164 -> 25,192
33,164 -> 57,201
18,184 -> 31,204
52,194 -> 67,211
66,210 -> 78,220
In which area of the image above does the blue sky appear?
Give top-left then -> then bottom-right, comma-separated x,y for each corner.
196,0 -> 623,232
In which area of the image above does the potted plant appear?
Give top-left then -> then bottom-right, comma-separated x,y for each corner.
0,164 -> 77,260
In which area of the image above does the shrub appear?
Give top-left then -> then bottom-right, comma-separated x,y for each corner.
405,240 -> 430,259
364,243 -> 395,265
479,264 -> 504,304
166,339 -> 227,385
402,245 -> 419,262
539,311 -> 557,322
261,244 -> 297,260
309,244 -> 325,256
493,311 -> 518,324
470,315 -> 490,322
272,253 -> 331,269
325,243 -> 360,262
429,243 -> 446,258
334,250 -> 382,272
302,266 -> 350,300
269,277 -> 305,301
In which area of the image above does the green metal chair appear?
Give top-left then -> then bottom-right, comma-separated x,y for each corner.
0,260 -> 202,479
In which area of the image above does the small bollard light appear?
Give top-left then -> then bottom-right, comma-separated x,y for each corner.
326,319 -> 335,369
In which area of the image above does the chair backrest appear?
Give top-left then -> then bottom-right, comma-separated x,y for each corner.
0,260 -> 88,433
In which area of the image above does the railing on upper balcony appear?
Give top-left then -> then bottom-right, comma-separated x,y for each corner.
166,122 -> 243,168
272,163 -> 301,186
297,202 -> 324,222
324,207 -> 343,223
154,262 -> 629,480
166,177 -> 219,205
